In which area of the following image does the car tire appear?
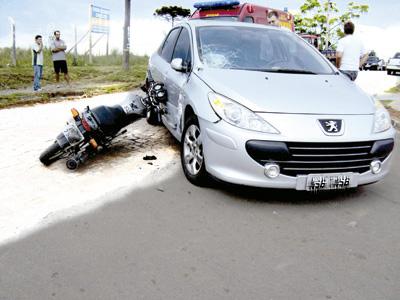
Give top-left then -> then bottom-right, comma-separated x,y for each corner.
387,70 -> 392,75
181,115 -> 210,186
146,106 -> 161,125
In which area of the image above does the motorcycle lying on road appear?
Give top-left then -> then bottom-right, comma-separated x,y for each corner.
39,93 -> 148,170
39,82 -> 168,170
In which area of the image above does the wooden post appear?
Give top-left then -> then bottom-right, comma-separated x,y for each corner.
89,4 -> 93,64
8,17 -> 16,66
73,25 -> 78,66
123,0 -> 131,70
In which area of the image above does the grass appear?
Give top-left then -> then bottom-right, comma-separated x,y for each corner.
0,48 -> 148,109
386,85 -> 400,94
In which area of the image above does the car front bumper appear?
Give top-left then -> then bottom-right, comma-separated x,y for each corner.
200,115 -> 396,190
387,65 -> 400,71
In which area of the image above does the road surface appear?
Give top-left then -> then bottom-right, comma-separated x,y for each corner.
0,70 -> 399,300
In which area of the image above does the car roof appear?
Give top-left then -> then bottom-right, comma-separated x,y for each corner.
177,19 -> 287,32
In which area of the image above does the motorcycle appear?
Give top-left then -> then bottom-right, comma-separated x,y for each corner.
141,80 -> 168,125
39,93 -> 147,170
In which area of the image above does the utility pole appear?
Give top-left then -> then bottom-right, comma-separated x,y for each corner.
123,0 -> 131,70
8,17 -> 16,66
106,28 -> 109,56
89,4 -> 93,64
73,25 -> 78,66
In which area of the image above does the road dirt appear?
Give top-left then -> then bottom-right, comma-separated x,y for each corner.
0,92 -> 179,244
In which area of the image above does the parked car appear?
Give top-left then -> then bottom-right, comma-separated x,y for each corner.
146,20 -> 396,191
363,56 -> 386,71
387,52 -> 400,75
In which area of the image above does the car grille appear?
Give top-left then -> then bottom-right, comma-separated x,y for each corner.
246,140 -> 394,177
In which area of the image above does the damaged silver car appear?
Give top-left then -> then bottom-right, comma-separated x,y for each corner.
146,20 -> 396,191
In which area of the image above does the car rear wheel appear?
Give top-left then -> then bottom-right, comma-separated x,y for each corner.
181,115 -> 210,186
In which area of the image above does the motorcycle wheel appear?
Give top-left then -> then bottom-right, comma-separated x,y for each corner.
39,142 -> 63,166
146,107 -> 161,125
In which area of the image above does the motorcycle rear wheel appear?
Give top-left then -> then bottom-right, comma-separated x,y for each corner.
39,142 -> 63,166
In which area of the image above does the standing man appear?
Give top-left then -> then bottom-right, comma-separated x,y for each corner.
32,35 -> 43,91
50,30 -> 70,87
336,21 -> 369,81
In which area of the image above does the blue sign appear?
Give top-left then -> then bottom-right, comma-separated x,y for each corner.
194,1 -> 241,10
91,5 -> 110,34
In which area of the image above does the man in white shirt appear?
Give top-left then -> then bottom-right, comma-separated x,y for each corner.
336,21 -> 369,81
32,35 -> 43,91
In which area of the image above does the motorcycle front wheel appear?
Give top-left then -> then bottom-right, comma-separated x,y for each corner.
39,141 -> 64,166
146,107 -> 161,125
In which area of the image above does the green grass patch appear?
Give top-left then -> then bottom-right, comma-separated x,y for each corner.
0,82 -> 142,109
386,85 -> 400,93
0,48 -> 148,108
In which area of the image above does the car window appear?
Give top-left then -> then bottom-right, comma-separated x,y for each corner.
196,26 -> 334,74
160,27 -> 181,62
172,28 -> 192,66
243,16 -> 254,23
394,53 -> 400,59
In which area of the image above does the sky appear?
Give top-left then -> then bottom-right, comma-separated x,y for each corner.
0,0 -> 400,60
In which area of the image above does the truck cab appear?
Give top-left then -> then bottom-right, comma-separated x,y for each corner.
191,1 -> 295,32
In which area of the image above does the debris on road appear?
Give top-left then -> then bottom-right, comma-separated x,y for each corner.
143,155 -> 157,161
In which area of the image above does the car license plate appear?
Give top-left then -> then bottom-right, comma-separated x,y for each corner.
306,173 -> 355,191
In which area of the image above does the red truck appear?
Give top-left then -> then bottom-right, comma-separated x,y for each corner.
191,1 -> 295,32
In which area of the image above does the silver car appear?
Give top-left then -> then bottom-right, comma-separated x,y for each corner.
147,20 -> 396,191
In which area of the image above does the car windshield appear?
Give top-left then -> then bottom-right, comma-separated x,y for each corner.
367,57 -> 379,62
394,53 -> 400,59
196,26 -> 335,74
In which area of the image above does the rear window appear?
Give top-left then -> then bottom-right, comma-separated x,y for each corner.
160,28 -> 181,62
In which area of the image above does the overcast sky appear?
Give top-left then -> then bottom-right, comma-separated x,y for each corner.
1,0 -> 399,59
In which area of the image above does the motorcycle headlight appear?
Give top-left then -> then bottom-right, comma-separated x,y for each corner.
373,101 -> 391,133
208,92 -> 280,134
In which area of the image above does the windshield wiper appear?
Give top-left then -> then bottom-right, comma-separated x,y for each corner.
259,68 -> 317,74
228,67 -> 319,74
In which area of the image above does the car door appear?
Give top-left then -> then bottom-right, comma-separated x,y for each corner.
162,26 -> 193,135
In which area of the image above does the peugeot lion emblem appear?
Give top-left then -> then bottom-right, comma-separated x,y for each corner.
318,119 -> 344,136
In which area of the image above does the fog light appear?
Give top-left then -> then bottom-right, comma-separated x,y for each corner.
264,163 -> 280,178
370,160 -> 382,174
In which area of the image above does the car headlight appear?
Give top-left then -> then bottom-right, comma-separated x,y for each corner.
208,92 -> 279,134
373,101 -> 391,133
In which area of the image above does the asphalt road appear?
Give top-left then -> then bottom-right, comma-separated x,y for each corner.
0,135 -> 399,300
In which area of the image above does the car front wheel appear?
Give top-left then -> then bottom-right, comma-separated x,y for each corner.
181,115 -> 210,186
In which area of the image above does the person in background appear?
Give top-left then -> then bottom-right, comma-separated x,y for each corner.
32,35 -> 43,92
50,30 -> 70,87
336,21 -> 369,81
267,11 -> 279,26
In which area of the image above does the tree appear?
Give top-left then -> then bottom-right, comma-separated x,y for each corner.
295,0 -> 369,49
154,6 -> 191,27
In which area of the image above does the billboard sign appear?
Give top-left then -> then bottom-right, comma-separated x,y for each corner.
90,5 -> 110,34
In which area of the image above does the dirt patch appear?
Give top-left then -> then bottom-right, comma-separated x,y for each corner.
0,92 -> 180,245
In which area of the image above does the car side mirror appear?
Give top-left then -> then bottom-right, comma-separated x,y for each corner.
171,58 -> 186,73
